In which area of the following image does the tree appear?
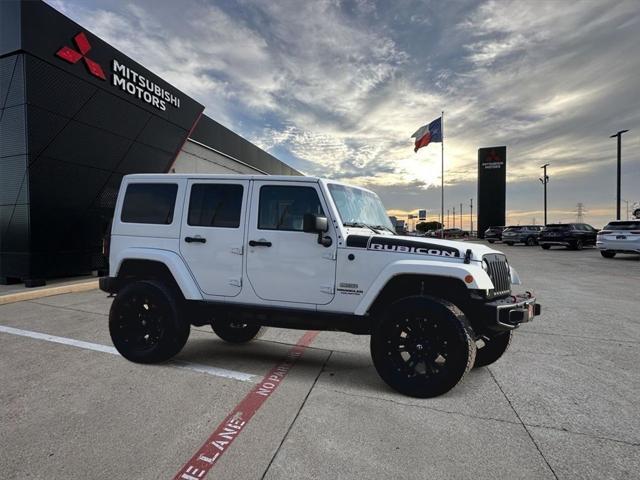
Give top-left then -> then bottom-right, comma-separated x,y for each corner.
416,221 -> 442,233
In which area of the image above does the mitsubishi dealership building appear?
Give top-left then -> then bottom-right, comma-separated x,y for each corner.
0,0 -> 299,286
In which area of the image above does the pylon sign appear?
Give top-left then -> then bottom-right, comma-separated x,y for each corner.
477,147 -> 506,238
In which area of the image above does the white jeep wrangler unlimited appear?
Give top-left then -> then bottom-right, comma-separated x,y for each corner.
100,174 -> 540,397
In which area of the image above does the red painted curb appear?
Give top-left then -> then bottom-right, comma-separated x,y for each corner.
172,331 -> 319,480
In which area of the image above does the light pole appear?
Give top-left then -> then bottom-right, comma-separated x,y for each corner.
610,130 -> 629,220
539,163 -> 550,225
470,198 -> 473,235
447,209 -> 450,228
460,203 -> 463,229
623,199 -> 630,220
453,206 -> 456,229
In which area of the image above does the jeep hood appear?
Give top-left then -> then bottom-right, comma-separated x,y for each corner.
344,233 -> 502,262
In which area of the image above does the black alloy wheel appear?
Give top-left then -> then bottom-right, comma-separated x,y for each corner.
212,320 -> 263,343
474,331 -> 513,368
541,244 -> 551,250
601,250 -> 616,258
573,239 -> 584,250
109,280 -> 189,363
526,237 -> 536,246
371,296 -> 476,398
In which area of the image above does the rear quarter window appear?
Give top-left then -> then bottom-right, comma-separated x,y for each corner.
121,183 -> 178,224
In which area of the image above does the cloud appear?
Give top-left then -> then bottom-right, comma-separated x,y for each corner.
47,0 -> 640,227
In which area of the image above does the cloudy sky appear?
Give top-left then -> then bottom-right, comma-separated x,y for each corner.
48,0 -> 640,228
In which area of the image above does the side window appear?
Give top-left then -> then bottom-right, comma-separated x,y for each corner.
188,184 -> 243,228
258,186 -> 324,231
121,183 -> 178,224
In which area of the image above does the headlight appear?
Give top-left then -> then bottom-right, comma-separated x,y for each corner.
482,259 -> 489,271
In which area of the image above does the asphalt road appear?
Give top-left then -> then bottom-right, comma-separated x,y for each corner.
1,243 -> 638,479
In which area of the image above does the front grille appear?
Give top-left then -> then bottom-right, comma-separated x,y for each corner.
483,254 -> 511,298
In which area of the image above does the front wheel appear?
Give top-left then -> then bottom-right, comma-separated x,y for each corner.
526,237 -> 536,246
109,280 -> 189,363
505,242 -> 514,246
572,239 -> 584,250
541,244 -> 551,250
474,331 -> 513,368
488,240 -> 495,244
601,250 -> 616,258
212,320 -> 263,344
370,296 -> 476,398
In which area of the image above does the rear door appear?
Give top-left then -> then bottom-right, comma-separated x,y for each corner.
246,181 -> 337,304
180,179 -> 249,297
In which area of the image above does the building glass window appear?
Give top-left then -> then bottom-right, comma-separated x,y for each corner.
188,184 -> 243,228
121,183 -> 178,224
258,186 -> 324,231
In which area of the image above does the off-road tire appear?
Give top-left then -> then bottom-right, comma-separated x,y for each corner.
601,250 -> 616,258
212,321 -> 263,344
109,280 -> 189,363
370,296 -> 476,398
541,244 -> 551,250
474,331 -> 513,368
525,237 -> 536,246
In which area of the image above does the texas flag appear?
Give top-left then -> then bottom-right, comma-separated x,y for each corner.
411,117 -> 442,152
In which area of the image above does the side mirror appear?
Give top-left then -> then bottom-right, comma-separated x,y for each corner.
303,213 -> 328,233
303,213 -> 332,247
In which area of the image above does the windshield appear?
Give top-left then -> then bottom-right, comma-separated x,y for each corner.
328,183 -> 394,231
604,221 -> 640,231
504,227 -> 522,232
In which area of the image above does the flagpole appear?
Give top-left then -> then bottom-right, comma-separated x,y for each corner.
441,110 -> 444,239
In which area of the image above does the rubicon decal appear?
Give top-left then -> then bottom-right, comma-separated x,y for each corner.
370,242 -> 459,257
56,32 -> 106,80
346,235 -> 460,258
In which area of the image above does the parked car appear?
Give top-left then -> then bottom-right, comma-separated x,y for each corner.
539,223 -> 598,250
484,226 -> 505,243
100,173 -> 541,398
501,225 -> 543,246
596,220 -> 640,258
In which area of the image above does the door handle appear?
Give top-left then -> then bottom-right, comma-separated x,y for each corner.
185,236 -> 206,244
249,240 -> 272,247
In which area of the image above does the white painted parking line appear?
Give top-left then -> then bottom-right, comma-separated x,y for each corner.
0,325 -> 255,382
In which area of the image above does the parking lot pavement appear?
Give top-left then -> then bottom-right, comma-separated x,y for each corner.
1,243 -> 639,479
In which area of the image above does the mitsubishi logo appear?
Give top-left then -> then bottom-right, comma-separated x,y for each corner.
56,32 -> 106,80
487,150 -> 501,163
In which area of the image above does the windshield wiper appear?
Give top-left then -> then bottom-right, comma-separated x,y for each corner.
343,222 -> 380,234
372,224 -> 396,235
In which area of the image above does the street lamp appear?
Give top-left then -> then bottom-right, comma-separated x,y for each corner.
539,163 -> 550,225
610,129 -> 629,220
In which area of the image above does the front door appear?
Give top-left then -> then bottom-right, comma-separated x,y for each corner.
180,179 -> 249,297
246,181 -> 337,304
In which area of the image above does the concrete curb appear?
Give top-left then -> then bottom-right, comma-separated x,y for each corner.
0,280 -> 100,305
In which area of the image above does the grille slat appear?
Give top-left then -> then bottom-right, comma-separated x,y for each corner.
483,254 -> 511,298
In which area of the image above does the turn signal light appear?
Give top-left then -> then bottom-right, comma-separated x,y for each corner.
464,275 -> 474,284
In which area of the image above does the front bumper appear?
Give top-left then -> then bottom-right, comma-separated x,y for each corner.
484,292 -> 541,331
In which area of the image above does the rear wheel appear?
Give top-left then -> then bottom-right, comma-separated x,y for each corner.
474,331 -> 513,368
541,244 -> 551,250
525,237 -> 536,246
488,240 -> 495,244
601,250 -> 616,258
109,280 -> 189,363
572,239 -> 584,250
212,320 -> 263,344
370,296 -> 476,398
505,242 -> 514,246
